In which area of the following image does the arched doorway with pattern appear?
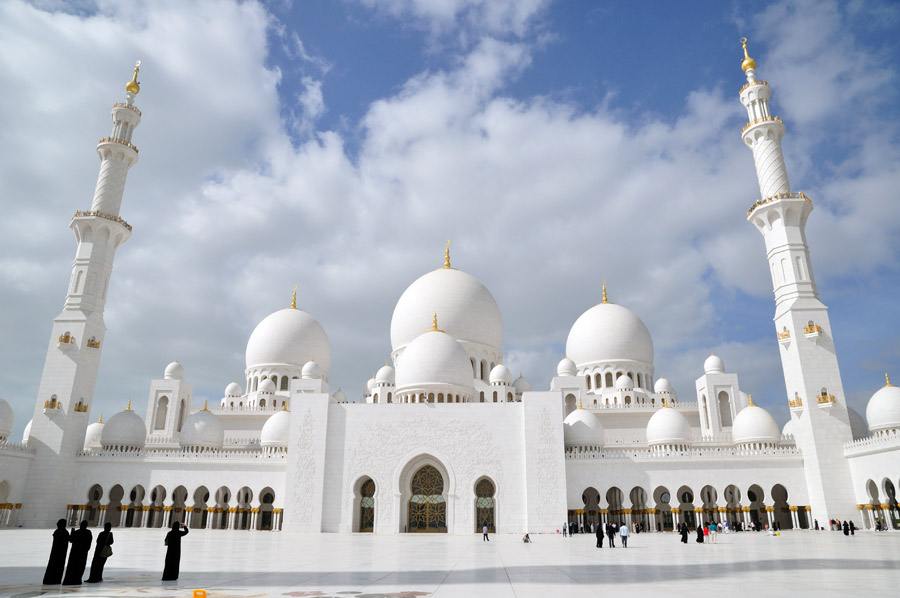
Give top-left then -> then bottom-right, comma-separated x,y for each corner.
352,476 -> 376,533
398,456 -> 451,533
474,477 -> 496,533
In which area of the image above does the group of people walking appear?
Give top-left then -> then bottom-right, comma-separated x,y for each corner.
43,519 -> 189,586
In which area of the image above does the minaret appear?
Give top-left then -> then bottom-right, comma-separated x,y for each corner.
740,39 -> 855,524
20,63 -> 143,527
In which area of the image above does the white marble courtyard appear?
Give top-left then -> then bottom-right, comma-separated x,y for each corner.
0,529 -> 898,598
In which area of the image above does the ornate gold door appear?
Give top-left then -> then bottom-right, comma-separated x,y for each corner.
408,465 -> 447,533
475,478 -> 495,533
359,479 -> 375,532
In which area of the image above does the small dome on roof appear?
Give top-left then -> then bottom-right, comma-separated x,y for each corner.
514,374 -> 531,393
704,355 -> 725,374
179,405 -> 224,449
0,398 -> 13,440
246,307 -> 331,373
301,360 -> 323,380
83,416 -> 104,450
563,408 -> 605,446
332,388 -> 347,402
101,404 -> 146,449
566,301 -> 654,367
732,401 -> 780,444
164,361 -> 184,380
258,379 -> 276,394
489,364 -> 513,384
375,365 -> 395,384
224,382 -> 242,397
366,378 -> 376,392
866,376 -> 900,433
615,374 -> 634,390
260,408 -> 291,448
557,358 -> 577,377
646,406 -> 691,446
395,329 -> 473,390
654,377 -> 673,394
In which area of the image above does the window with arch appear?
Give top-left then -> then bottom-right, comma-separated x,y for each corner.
605,372 -> 613,387
280,376 -> 289,391
475,478 -> 496,533
154,396 -> 169,431
718,391 -> 732,427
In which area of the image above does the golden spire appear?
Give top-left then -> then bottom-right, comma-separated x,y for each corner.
661,397 -> 668,408
201,400 -> 209,412
98,414 -> 104,424
601,283 -> 608,304
431,312 -> 443,332
740,37 -> 757,72
443,240 -> 452,269
126,400 -> 133,411
125,60 -> 141,95
282,401 -> 290,411
747,394 -> 754,406
886,372 -> 893,387
290,285 -> 298,309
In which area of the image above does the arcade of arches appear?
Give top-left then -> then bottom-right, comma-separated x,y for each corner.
65,483 -> 282,531
860,477 -> 900,530
569,483 -> 809,531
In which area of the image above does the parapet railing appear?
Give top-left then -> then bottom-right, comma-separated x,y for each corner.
565,442 -> 801,461
844,429 -> 900,456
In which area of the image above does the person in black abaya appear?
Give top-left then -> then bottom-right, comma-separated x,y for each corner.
162,521 -> 189,581
695,525 -> 704,543
679,522 -> 688,544
62,520 -> 92,585
42,519 -> 69,585
86,522 -> 114,583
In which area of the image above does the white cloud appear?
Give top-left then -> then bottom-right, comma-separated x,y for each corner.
1,0 -> 898,440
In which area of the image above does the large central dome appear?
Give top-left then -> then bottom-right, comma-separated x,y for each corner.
245,307 -> 331,372
566,300 -> 653,367
391,263 -> 502,354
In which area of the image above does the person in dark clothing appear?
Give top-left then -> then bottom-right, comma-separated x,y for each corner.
679,522 -> 689,544
86,522 -> 114,583
606,523 -> 616,548
814,519 -> 819,530
695,525 -> 704,543
842,521 -> 849,536
42,519 -> 69,585
595,523 -> 603,548
62,520 -> 92,585
849,521 -> 856,535
162,521 -> 189,581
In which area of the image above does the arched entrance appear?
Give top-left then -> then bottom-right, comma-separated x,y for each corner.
407,465 -> 447,533
653,486 -> 673,531
258,487 -> 276,530
236,487 -> 253,530
191,486 -> 209,529
170,486 -> 188,527
564,394 -> 576,416
867,479 -> 885,530
771,484 -> 793,529
747,484 -> 765,528
724,484 -> 741,528
629,487 -> 649,531
676,486 -> 695,529
85,484 -> 103,527
107,485 -> 124,527
125,485 -> 145,528
700,485 -> 718,524
474,478 -> 496,533
147,485 -> 166,528
884,479 -> 900,530
606,487 -> 625,525
582,487 -> 600,532
355,478 -> 375,533
214,486 -> 231,530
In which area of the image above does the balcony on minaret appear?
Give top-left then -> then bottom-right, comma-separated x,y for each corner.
777,326 -> 791,347
73,400 -> 89,413
86,337 -> 102,349
58,331 -> 77,350
803,321 -> 823,339
816,388 -> 836,407
43,395 -> 62,414
788,392 -> 803,411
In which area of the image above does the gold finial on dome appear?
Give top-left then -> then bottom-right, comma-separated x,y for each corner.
601,283 -> 608,304
126,400 -> 133,411
125,60 -> 142,95
201,400 -> 209,412
290,285 -> 298,309
98,414 -> 104,424
431,312 -> 442,332
282,401 -> 290,411
747,394 -> 754,406
740,37 -> 757,72
661,397 -> 668,408
443,240 -> 452,269
886,372 -> 893,387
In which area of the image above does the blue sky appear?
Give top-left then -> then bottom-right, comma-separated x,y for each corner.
0,0 -> 899,436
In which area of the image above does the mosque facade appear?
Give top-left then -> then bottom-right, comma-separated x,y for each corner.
0,43 -> 898,535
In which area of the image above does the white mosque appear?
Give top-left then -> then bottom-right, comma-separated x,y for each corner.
0,42 -> 898,536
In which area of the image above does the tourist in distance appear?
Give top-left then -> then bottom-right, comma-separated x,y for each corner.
522,533 -> 531,543
695,524 -> 704,543
849,520 -> 856,535
62,520 -> 92,585
42,519 -> 69,585
619,521 -> 629,547
605,522 -> 616,547
86,522 -> 114,583
679,522 -> 689,544
482,524 -> 490,542
842,520 -> 850,536
595,521 -> 603,548
709,520 -> 718,543
562,523 -> 567,538
162,521 -> 189,581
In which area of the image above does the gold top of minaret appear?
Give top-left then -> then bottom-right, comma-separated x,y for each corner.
125,61 -> 142,95
747,394 -> 755,406
740,38 -> 757,72
201,400 -> 210,412
126,400 -> 133,411
290,285 -> 298,309
886,372 -> 893,387
601,283 -> 608,304
443,241 -> 452,269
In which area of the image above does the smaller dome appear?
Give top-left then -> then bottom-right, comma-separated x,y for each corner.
866,378 -> 900,433
646,407 -> 691,445
563,408 -> 605,446
514,375 -> 531,393
101,404 -> 146,449
83,417 -> 105,450
179,405 -> 224,449
333,388 -> 347,402
781,419 -> 794,438
732,402 -> 780,444
704,355 -> 724,374
395,329 -> 472,390
375,365 -> 395,384
164,361 -> 184,380
490,364 -> 513,385
366,378 -> 376,392
654,378 -> 673,394
557,358 -> 577,377
0,398 -> 13,439
302,360 -> 324,380
22,419 -> 32,444
261,408 -> 291,448
224,382 -> 242,397
615,375 -> 634,390
258,379 -> 276,394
